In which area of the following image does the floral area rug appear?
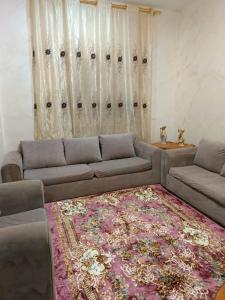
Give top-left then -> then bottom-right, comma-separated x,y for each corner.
45,185 -> 225,300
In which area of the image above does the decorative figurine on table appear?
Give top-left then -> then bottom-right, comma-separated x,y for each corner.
178,128 -> 185,146
160,126 -> 167,144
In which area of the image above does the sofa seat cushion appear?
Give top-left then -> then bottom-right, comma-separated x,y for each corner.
24,164 -> 94,185
89,157 -> 151,178
0,208 -> 46,228
169,165 -> 225,207
21,139 -> 66,170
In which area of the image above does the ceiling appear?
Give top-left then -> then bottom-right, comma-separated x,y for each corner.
121,0 -> 191,11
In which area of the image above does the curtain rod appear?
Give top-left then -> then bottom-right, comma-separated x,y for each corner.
80,0 -> 161,15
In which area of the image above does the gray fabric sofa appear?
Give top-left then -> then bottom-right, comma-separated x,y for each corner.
161,139 -> 225,227
0,180 -> 55,300
1,133 -> 161,202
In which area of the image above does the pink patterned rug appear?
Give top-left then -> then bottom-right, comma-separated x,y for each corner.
45,185 -> 225,300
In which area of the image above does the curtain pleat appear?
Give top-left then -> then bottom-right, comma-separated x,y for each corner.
30,0 -> 153,142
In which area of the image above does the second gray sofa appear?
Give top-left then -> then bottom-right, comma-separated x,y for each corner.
161,139 -> 225,227
1,133 -> 161,202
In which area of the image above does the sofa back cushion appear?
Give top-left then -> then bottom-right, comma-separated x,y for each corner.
21,139 -> 66,170
99,133 -> 135,160
64,136 -> 102,164
194,139 -> 225,173
220,164 -> 225,177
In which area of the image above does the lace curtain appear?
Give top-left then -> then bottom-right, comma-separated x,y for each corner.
30,0 -> 153,141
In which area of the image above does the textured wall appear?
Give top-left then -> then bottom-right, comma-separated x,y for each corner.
174,0 -> 225,145
151,10 -> 179,142
0,102 -> 5,163
0,0 -> 34,163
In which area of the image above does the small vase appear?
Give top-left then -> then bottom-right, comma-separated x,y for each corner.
160,126 -> 167,144
161,135 -> 167,144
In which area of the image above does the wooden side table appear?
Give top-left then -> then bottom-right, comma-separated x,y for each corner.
152,141 -> 195,150
215,284 -> 225,300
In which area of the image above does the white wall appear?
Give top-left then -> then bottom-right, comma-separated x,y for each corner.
0,100 -> 5,162
152,0 -> 225,145
174,0 -> 225,145
0,0 -> 34,163
1,0 -> 223,157
151,9 -> 179,142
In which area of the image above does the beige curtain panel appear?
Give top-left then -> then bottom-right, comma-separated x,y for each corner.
30,0 -> 153,141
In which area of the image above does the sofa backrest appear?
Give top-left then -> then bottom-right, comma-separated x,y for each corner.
21,139 -> 66,170
63,136 -> 102,164
220,164 -> 225,177
21,133 -> 137,169
99,133 -> 136,160
194,139 -> 225,174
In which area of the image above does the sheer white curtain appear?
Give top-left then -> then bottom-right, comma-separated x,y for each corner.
30,0 -> 153,141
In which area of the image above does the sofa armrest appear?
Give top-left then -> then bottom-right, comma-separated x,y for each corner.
134,141 -> 161,182
1,151 -> 23,182
161,147 -> 197,186
0,220 -> 50,259
0,221 -> 55,300
0,180 -> 44,217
